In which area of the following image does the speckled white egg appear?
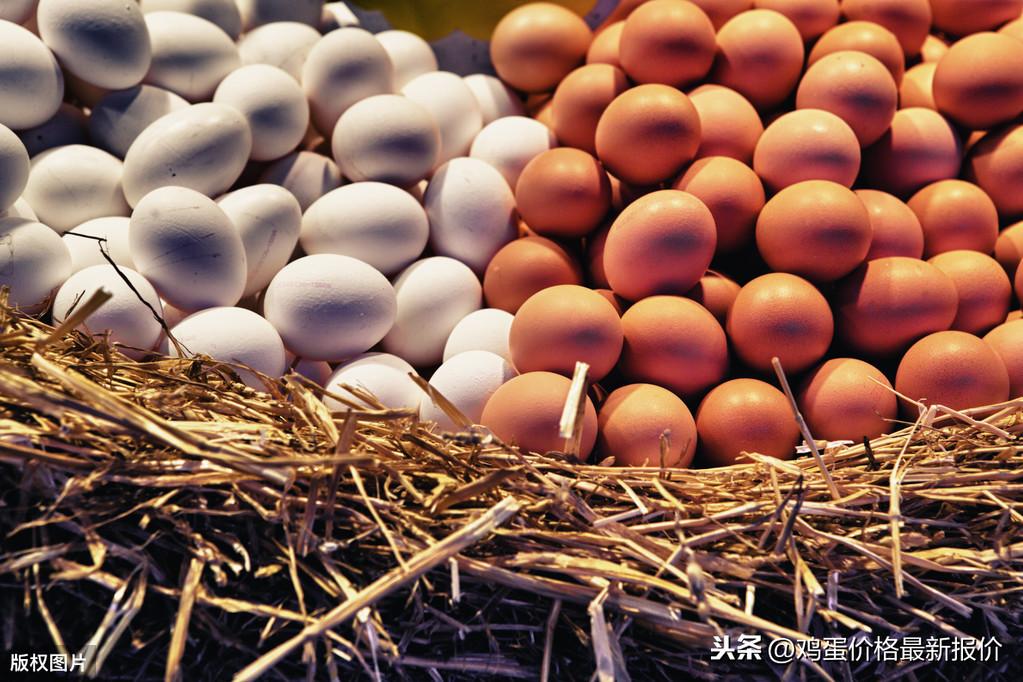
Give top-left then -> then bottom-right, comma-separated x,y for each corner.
23,145 -> 129,234
140,0 -> 242,40
0,216 -> 72,313
170,306 -> 287,389
17,104 -> 90,157
469,116 -> 557,188
213,64 -> 308,162
37,0 -> 151,90
238,0 -> 321,30
383,257 -> 483,367
300,183 -> 428,276
128,186 -> 247,310
237,21 -> 321,80
143,11 -> 240,102
259,150 -> 342,212
122,103 -> 252,206
89,85 -> 189,158
263,254 -> 397,361
216,184 -> 301,297
402,72 -> 484,165
463,74 -> 526,125
0,20 -> 64,130
0,124 -> 29,210
62,216 -> 135,274
443,308 -> 514,362
52,264 -> 164,358
323,352 -> 425,411
422,350 -> 517,429
0,1 -> 36,23
331,94 -> 440,186
1,197 -> 37,221
302,28 -> 394,135
375,30 -> 438,89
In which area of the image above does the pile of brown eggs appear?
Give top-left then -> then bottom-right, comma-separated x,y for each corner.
476,0 -> 1023,468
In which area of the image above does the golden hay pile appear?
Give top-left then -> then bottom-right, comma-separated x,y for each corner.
1,298 -> 1022,680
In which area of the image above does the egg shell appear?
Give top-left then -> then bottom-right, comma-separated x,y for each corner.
835,256 -> 959,356
995,222 -> 1023,273
920,34 -> 949,62
685,272 -> 740,325
0,19 -> 64,130
422,350 -> 517,430
238,0 -> 320,29
907,180 -> 998,257
687,84 -> 763,163
481,371 -> 598,459
143,11 -> 239,102
122,103 -> 252,207
323,353 -> 423,410
171,306 -> 286,389
899,62 -> 937,110
965,122 -> 1023,219
809,20 -> 904,85
603,189 -> 717,301
797,358 -> 896,441
710,9 -> 805,110
463,74 -> 525,125
0,0 -> 37,23
443,308 -> 514,363
618,0 -> 716,87
237,21 -> 320,80
23,145 -> 129,234
933,32 -> 1023,130
930,0 -> 1022,36
375,30 -> 437,89
595,84 -> 701,186
598,383 -> 697,467
140,0 -> 242,39
213,64 -> 309,162
620,295 -> 728,397
62,216 -> 135,274
0,124 -> 29,211
587,20 -> 624,67
839,0 -> 931,55
288,355 -> 332,387
515,148 -> 611,239
17,104 -> 90,158
984,320 -> 1023,397
1017,260 -> 1023,302
469,116 -> 556,188
896,330 -> 1010,412
216,184 -> 301,297
754,109 -> 861,190
862,107 -> 962,197
674,156 -> 764,253
490,3 -> 591,93
929,250 -> 1012,335
695,378 -> 799,466
1,197 -> 36,221
88,85 -> 189,159
483,236 -> 583,313
401,71 -> 483,166
0,216 -> 72,312
754,0 -> 839,40
260,150 -> 342,212
690,0 -> 753,27
856,189 -> 924,260
551,64 -> 630,154
383,257 -> 482,368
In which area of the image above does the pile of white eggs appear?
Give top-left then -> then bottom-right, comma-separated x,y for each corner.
0,0 -> 551,428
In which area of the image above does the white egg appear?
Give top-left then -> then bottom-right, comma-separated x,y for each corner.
237,21 -> 321,80
0,217 -> 72,313
89,85 -> 189,158
284,352 -> 332,386
216,184 -> 301,297
213,65 -> 309,162
37,0 -> 151,90
22,145 -> 129,234
0,20 -> 64,130
128,186 -> 247,310
0,1 -> 36,23
238,0 -> 321,30
140,0 -> 242,40
375,30 -> 438,89
260,151 -> 342,212
320,2 -> 362,32
323,352 -> 425,411
62,216 -> 135,274
383,257 -> 482,367
143,11 -> 241,102
170,306 -> 287,389
1,196 -> 37,221
469,116 -> 557,188
463,74 -> 525,125
300,182 -> 428,276
18,104 -> 90,158
0,124 -> 29,210
159,299 -> 191,328
401,72 -> 483,166
122,102 -> 252,206
443,308 -> 514,363
263,254 -> 397,361
424,157 -> 517,275
422,350 -> 516,429
52,264 -> 164,358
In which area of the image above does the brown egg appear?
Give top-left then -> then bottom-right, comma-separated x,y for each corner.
907,180 -> 999,257
603,189 -> 717,301
710,9 -> 805,110
483,236 -> 583,313
688,84 -> 763,163
593,288 -> 627,314
920,34 -> 949,62
490,3 -> 592,93
809,21 -> 905,85
1008,310 -> 1023,322
796,51 -> 898,146
620,295 -> 729,397
674,156 -> 765,253
899,62 -> 937,109
728,273 -> 833,373
695,379 -> 799,466
1001,15 -> 1023,40
691,0 -> 755,27
607,174 -> 652,210
509,284 -> 623,380
895,331 -> 1010,412
929,250 -> 1012,334
1017,260 -> 1023,301
586,223 -> 611,288
754,0 -> 840,40
685,271 -> 742,324
835,256 -> 958,356
531,95 -> 555,130
619,0 -> 717,87
551,64 -> 630,153
597,0 -> 648,27
965,122 -> 1023,219
798,358 -> 896,440
933,33 -> 1023,130
984,320 -> 1023,397
930,0 -> 1022,36
756,180 -> 872,281
481,371 -> 598,459
598,383 -> 698,467
515,148 -> 612,238
753,109 -> 861,190
862,108 -> 962,197
587,20 -> 624,67
840,0 -> 932,55
594,84 -> 702,186
995,222 -> 1023,273
856,189 -> 925,260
